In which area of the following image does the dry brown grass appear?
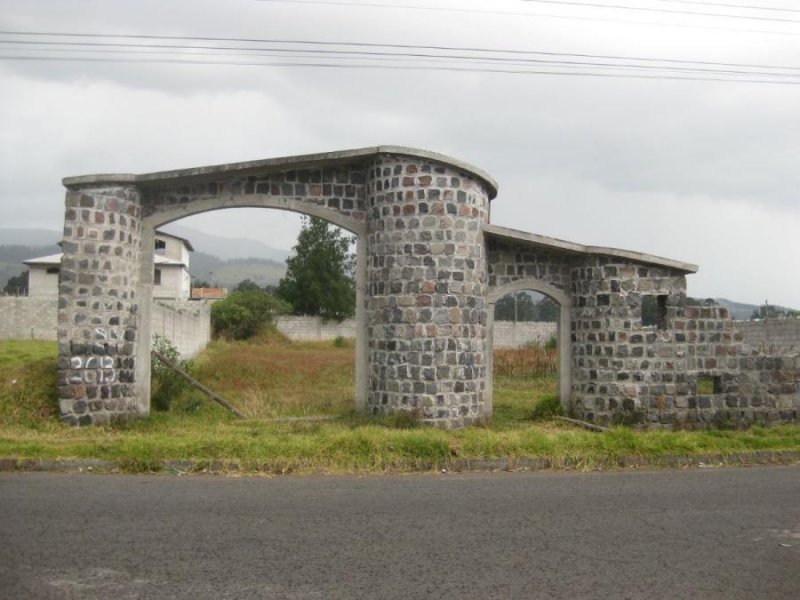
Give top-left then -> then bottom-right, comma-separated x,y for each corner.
189,330 -> 356,419
493,345 -> 558,378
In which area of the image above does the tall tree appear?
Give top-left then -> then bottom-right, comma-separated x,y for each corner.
277,217 -> 355,321
3,270 -> 28,295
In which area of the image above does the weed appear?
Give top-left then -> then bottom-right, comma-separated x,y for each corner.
380,410 -> 422,430
150,336 -> 192,412
530,394 -> 563,420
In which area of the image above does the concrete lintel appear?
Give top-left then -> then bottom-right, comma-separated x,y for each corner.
484,224 -> 698,274
62,146 -> 499,199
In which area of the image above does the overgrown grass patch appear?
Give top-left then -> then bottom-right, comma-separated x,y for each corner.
0,340 -> 58,427
0,339 -> 799,474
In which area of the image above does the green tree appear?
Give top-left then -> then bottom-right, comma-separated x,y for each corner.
234,278 -> 262,293
3,270 -> 28,295
534,296 -> 558,322
494,292 -> 558,322
494,292 -> 536,321
277,217 -> 355,321
211,290 -> 289,339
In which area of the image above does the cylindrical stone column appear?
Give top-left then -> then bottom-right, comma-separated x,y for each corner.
57,181 -> 143,425
365,154 -> 492,427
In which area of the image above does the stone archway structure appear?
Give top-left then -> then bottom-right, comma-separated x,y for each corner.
57,146 -> 799,429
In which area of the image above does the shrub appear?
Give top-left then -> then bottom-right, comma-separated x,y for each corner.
151,335 -> 191,412
211,290 -> 289,340
530,394 -> 563,420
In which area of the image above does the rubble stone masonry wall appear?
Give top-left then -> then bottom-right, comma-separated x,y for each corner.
365,155 -> 491,427
57,185 -> 143,426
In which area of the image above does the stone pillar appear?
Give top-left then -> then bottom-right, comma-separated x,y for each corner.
365,155 -> 491,427
57,182 -> 143,425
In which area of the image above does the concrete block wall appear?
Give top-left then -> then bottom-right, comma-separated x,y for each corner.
735,319 -> 800,354
151,300 -> 211,359
0,296 -> 211,362
0,297 -> 58,340
274,316 -> 356,341
492,321 -> 557,348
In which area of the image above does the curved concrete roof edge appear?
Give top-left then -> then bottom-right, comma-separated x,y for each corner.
484,223 -> 699,274
61,146 -> 499,199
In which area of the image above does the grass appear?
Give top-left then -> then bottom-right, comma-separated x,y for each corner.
0,338 -> 799,474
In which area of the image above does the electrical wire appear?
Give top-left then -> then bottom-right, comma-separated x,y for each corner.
254,0 -> 800,37
2,31 -> 799,84
649,0 -> 800,15
4,53 -> 799,85
2,31 -> 798,73
519,0 -> 800,24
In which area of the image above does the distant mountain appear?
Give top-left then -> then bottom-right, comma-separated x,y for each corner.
713,298 -> 797,321
0,241 -> 62,291
158,224 -> 290,262
0,228 -> 62,247
712,298 -> 758,320
190,251 -> 286,289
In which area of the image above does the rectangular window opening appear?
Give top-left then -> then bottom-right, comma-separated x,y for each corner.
656,295 -> 668,330
154,268 -> 162,286
697,374 -> 722,395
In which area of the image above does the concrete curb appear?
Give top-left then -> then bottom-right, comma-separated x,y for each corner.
1,451 -> 799,476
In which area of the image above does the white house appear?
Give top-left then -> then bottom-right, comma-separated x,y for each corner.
152,231 -> 193,300
23,231 -> 194,300
21,253 -> 62,298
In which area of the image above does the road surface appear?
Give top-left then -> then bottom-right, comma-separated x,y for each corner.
1,466 -> 799,599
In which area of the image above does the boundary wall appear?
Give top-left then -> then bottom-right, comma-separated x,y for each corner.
274,316 -> 356,342
273,317 -> 559,348
736,319 -> 800,354
0,296 -> 58,340
0,296 -> 209,359
151,300 -> 211,359
492,321 -> 557,348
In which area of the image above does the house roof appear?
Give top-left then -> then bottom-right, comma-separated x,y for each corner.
23,253 -> 187,268
22,253 -> 62,266
155,230 -> 194,252
191,287 -> 227,300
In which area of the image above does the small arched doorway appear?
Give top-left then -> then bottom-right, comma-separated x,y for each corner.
486,279 -> 571,416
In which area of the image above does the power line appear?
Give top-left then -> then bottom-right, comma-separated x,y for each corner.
2,31 -> 798,73
3,31 -> 799,84
8,45 -> 799,79
3,53 -> 799,85
4,37 -> 800,76
520,0 -> 800,24
653,0 -> 800,15
255,0 -> 800,37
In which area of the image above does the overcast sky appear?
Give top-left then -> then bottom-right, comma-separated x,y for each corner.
1,0 -> 798,307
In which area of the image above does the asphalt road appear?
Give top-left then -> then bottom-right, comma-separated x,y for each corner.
1,466 -> 799,599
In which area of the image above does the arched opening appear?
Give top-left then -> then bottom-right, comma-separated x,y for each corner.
135,204 -> 367,418
487,279 -> 571,417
